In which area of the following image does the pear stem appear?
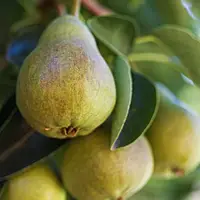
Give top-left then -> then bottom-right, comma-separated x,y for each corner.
82,0 -> 113,16
71,0 -> 81,17
171,167 -> 185,177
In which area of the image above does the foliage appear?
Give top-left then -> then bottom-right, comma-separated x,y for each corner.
1,0 -> 200,199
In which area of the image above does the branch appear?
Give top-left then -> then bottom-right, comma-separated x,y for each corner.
37,0 -> 66,17
81,0 -> 113,16
56,4 -> 67,16
0,130 -> 34,162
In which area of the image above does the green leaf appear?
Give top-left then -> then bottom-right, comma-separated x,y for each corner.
153,25 -> 200,87
0,95 -> 16,130
130,61 -> 191,95
0,65 -> 18,87
0,183 -> 8,200
96,40 -> 116,69
111,56 -> 132,150
17,0 -> 39,16
134,0 -> 162,34
128,35 -> 189,76
0,0 -> 23,49
0,65 -> 18,112
0,86 -> 15,114
112,71 -> 159,150
130,35 -> 173,58
100,0 -> 162,34
153,0 -> 192,27
128,34 -> 197,110
87,15 -> 138,56
99,0 -> 145,15
0,110 -> 65,180
129,52 -> 171,63
152,0 -> 200,36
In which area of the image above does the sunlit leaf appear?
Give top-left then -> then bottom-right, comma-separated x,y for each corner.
130,61 -> 190,95
112,72 -> 159,149
111,56 -> 132,150
154,25 -> 200,86
88,15 -> 138,56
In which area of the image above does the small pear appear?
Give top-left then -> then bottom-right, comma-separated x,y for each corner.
7,163 -> 66,200
176,84 -> 200,114
16,15 -> 116,139
146,85 -> 200,179
61,127 -> 154,200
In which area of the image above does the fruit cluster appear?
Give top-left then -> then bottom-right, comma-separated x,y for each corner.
5,15 -> 200,200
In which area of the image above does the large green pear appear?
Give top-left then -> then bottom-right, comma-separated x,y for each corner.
16,15 -> 116,139
38,15 -> 97,46
61,127 -> 154,200
146,85 -> 200,179
7,163 -> 66,200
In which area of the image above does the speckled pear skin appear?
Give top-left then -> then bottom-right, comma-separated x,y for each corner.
8,163 -> 66,200
16,15 -> 116,139
146,87 -> 200,179
61,127 -> 154,200
39,15 -> 96,47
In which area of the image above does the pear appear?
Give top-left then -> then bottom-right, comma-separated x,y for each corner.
38,15 -> 97,47
16,15 -> 116,139
176,84 -> 200,115
61,127 -> 154,200
146,85 -> 200,179
7,163 -> 66,200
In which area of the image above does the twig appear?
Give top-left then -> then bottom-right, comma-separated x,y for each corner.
81,0 -> 113,16
0,130 -> 34,162
72,0 -> 81,17
37,0 -> 66,17
56,3 -> 67,16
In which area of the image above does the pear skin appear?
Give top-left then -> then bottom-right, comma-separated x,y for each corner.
7,163 -> 66,200
39,15 -> 97,47
61,127 -> 154,200
16,15 -> 116,139
146,85 -> 200,179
